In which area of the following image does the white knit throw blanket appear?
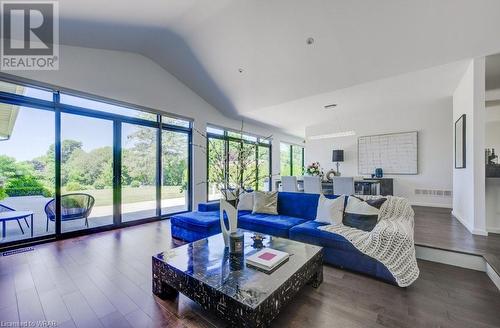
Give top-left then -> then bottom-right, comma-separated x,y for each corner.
318,196 -> 419,287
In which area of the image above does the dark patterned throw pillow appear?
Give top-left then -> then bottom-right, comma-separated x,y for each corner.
342,196 -> 387,232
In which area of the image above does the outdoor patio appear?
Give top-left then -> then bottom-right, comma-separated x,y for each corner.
0,196 -> 186,243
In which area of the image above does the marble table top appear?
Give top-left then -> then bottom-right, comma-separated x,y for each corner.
154,230 -> 323,308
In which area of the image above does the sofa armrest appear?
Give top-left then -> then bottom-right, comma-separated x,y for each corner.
198,201 -> 220,212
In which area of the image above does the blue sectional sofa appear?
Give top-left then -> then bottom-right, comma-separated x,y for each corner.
170,192 -> 396,284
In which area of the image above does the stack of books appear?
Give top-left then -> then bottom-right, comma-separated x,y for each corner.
246,248 -> 289,273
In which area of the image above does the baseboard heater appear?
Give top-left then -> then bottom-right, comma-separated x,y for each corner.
2,247 -> 35,257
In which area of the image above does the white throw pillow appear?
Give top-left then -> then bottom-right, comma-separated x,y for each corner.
237,192 -> 254,211
315,195 -> 345,225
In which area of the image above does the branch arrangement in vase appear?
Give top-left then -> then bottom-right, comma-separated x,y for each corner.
193,122 -> 275,246
193,121 -> 273,207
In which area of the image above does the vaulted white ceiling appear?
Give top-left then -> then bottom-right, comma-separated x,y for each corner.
58,0 -> 500,135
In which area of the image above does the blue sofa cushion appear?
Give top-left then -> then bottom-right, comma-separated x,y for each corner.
171,211 -> 220,233
198,202 -> 220,212
277,192 -> 340,220
171,209 -> 253,233
277,192 -> 320,219
171,224 -> 219,243
238,213 -> 307,238
289,220 -> 360,252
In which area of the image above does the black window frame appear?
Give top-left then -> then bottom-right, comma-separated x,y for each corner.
206,128 -> 272,202
280,142 -> 305,176
0,75 -> 193,250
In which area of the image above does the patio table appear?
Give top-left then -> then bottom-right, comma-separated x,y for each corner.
0,211 -> 34,238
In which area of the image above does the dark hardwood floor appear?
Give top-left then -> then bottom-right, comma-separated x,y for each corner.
413,206 -> 500,274
1,215 -> 499,328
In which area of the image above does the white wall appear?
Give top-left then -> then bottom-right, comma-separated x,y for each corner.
485,106 -> 500,233
5,45 -> 302,207
486,179 -> 500,233
452,58 -> 487,235
305,97 -> 453,207
486,121 -> 500,153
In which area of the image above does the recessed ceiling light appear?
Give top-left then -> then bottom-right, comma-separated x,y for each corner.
324,104 -> 337,110
238,68 -> 244,73
306,37 -> 314,45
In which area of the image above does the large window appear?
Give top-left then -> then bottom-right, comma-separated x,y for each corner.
280,143 -> 304,176
161,130 -> 189,215
258,146 -> 271,191
0,78 -> 192,248
0,100 -> 55,243
60,93 -> 157,121
61,113 -> 114,232
207,127 -> 271,201
121,123 -> 158,222
207,137 -> 225,201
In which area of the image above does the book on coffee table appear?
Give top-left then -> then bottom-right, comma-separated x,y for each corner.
246,248 -> 289,273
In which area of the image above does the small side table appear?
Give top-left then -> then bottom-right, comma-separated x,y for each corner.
0,211 -> 34,238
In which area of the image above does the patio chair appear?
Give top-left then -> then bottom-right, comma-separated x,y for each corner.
45,193 -> 95,231
0,203 -> 29,234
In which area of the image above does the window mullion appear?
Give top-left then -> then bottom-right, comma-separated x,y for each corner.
54,91 -> 61,236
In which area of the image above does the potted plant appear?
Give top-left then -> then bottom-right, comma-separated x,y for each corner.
306,162 -> 323,177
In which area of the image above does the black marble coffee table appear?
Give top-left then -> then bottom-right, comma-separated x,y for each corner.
152,231 -> 323,327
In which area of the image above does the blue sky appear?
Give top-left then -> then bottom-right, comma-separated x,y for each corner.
1,108 -> 113,161
0,87 -> 154,162
1,89 -> 113,161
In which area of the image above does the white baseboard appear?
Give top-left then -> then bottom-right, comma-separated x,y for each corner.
415,245 -> 500,291
415,245 -> 485,271
450,211 -> 489,236
486,263 -> 500,290
451,210 -> 488,236
451,210 -> 474,234
487,227 -> 500,234
410,201 -> 452,208
472,228 -> 489,236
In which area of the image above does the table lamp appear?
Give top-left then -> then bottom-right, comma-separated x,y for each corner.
332,150 -> 344,176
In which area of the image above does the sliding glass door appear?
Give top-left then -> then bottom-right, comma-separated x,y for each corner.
207,137 -> 225,201
280,143 -> 292,176
0,102 -> 55,243
60,113 -> 114,232
292,145 -> 304,176
280,143 -> 305,176
242,143 -> 257,190
161,130 -> 189,215
257,146 -> 270,191
121,123 -> 158,222
0,77 -> 192,249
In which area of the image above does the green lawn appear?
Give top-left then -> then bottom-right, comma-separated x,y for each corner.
62,186 -> 184,207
